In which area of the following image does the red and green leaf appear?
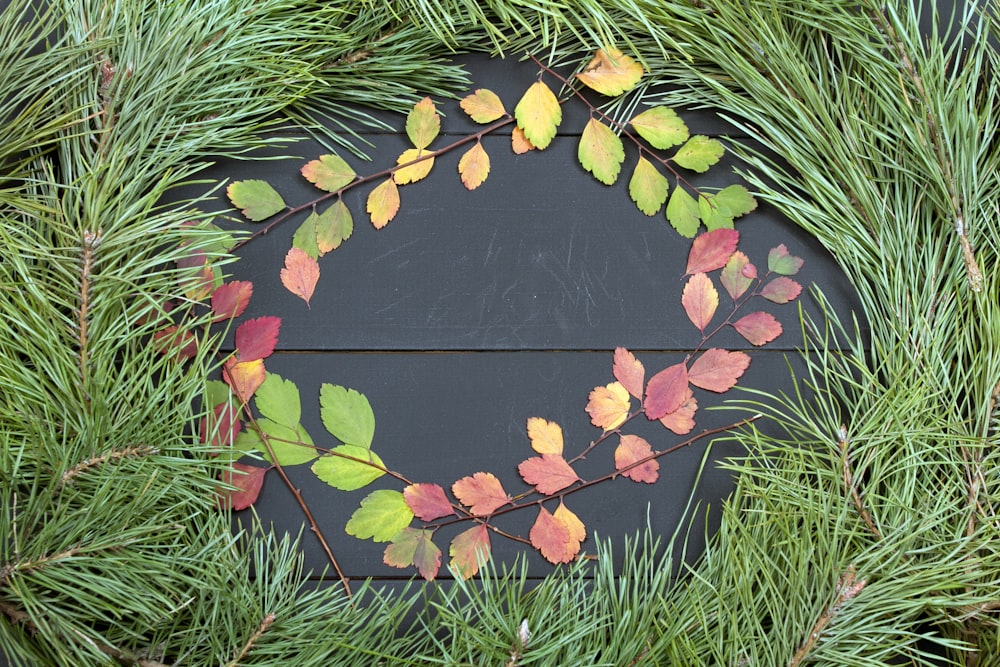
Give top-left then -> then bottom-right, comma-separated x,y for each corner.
452,472 -> 510,516
518,454 -> 579,495
688,348 -> 751,392
720,251 -> 754,300
614,434 -> 659,483
761,276 -> 802,304
449,524 -> 491,579
384,528 -> 441,581
227,180 -> 285,221
301,153 -> 356,192
767,244 -> 804,275
404,483 -> 454,522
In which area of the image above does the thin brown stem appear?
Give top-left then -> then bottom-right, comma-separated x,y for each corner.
225,613 -> 275,667
837,425 -> 881,540
57,444 -> 158,490
789,566 -> 866,667
77,229 -> 101,411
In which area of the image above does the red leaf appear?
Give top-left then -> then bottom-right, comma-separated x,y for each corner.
644,362 -> 689,420
403,483 -> 454,521
234,316 -> 280,362
518,454 -> 580,495
211,281 -> 253,322
614,434 -> 659,483
153,325 -> 198,360
681,273 -> 719,332
659,388 -> 698,435
451,472 -> 510,516
529,506 -> 574,564
449,524 -> 491,579
688,348 -> 750,392
280,247 -> 319,307
613,347 -> 645,399
685,228 -> 739,276
222,357 -> 266,402
218,462 -> 266,511
732,312 -> 783,346
200,402 -> 242,453
384,528 -> 441,581
767,244 -> 804,275
760,276 -> 802,304
720,251 -> 754,300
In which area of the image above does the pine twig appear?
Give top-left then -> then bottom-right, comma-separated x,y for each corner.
77,229 -> 101,411
57,444 -> 159,490
225,613 -> 275,667
789,566 -> 866,667
837,425 -> 881,540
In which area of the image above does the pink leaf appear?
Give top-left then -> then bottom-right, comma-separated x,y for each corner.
685,228 -> 739,276
720,251 -> 754,300
234,316 -> 280,362
659,388 -> 698,435
731,312 -> 783,346
767,244 -> 804,275
614,434 -> 659,483
529,506 -> 574,564
403,483 -> 454,522
518,454 -> 580,495
280,247 -> 319,307
760,276 -> 802,304
644,362 -> 689,420
452,472 -> 510,516
688,348 -> 750,392
218,463 -> 266,511
613,347 -> 645,400
449,524 -> 492,579
681,273 -> 719,332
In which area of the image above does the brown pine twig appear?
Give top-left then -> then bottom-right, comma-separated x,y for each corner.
789,566 -> 866,667
837,425 -> 881,540
225,613 -> 275,667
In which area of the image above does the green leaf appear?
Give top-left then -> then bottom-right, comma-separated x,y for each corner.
205,380 -> 234,408
514,80 -> 561,150
292,211 -> 321,259
699,185 -> 758,230
666,186 -> 701,237
311,445 -> 386,491
315,199 -> 353,255
254,372 -> 300,426
226,180 -> 285,221
236,419 -> 317,466
628,157 -> 669,216
301,153 -> 356,192
347,489 -> 413,542
320,384 -> 375,448
630,107 -> 689,150
578,118 -> 624,185
672,136 -> 725,173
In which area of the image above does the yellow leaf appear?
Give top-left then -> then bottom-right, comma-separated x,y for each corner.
405,97 -> 440,150
514,80 -> 561,150
526,417 -> 563,455
460,89 -> 507,123
585,381 -> 631,431
458,142 -> 490,190
576,47 -> 643,96
628,157 -> 669,216
554,501 -> 586,547
511,126 -> 536,154
393,148 -> 435,185
366,178 -> 400,229
578,118 -> 624,185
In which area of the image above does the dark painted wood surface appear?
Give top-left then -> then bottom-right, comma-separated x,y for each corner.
186,53 -> 861,581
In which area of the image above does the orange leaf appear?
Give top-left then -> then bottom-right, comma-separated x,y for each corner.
458,142 -> 490,190
367,178 -> 400,229
280,247 -> 319,307
585,381 -> 631,431
511,126 -> 536,154
685,228 -> 739,276
681,272 -> 719,332
210,280 -> 253,322
575,47 -> 643,96
451,472 -> 510,516
217,462 -> 266,511
529,506 -> 573,564
514,80 -> 561,150
449,524 -> 491,579
526,417 -> 563,455
234,316 -> 280,362
644,362 -> 689,420
403,483 -> 454,522
732,311 -> 783,346
659,388 -> 698,435
720,251 -> 754,300
518,454 -> 579,495
460,89 -> 507,123
393,148 -> 435,185
688,348 -> 750,392
384,527 -> 441,581
223,357 -> 266,403
613,347 -> 646,400
614,434 -> 659,483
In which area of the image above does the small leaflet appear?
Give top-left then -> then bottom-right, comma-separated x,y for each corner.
666,186 -> 702,238
529,506 -> 573,564
628,157 -> 669,216
236,419 -> 317,466
685,228 -> 739,276
614,434 -> 659,483
254,371 -> 301,426
644,362 -> 689,421
681,272 -> 719,333
514,80 -> 561,150
280,247 -> 319,307
384,528 -> 441,581
612,347 -> 645,400
518,454 -> 580,495
315,199 -> 353,255
460,89 -> 507,123
218,463 -> 267,511
367,177 -> 400,229
300,153 -> 356,192
405,97 -> 440,150
688,348 -> 751,393
732,311 -> 783,346
699,184 -> 757,230
511,126 -> 536,154
346,489 -> 414,542
319,383 -> 375,448
526,417 -> 563,455
576,47 -> 643,96
393,148 -> 435,185
226,180 -> 286,221
659,389 -> 698,435
210,280 -> 253,322
585,381 -> 631,431
630,106 -> 689,150
458,142 -> 491,190
234,316 -> 281,362
672,136 -> 725,173
449,524 -> 491,579
292,211 -> 321,259
720,251 -> 754,300
311,445 -> 386,491
403,483 -> 454,521
768,244 -> 805,275
578,118 -> 624,185
452,472 -> 510,516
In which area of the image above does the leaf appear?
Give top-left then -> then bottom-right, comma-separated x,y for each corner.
405,97 -> 440,150
518,454 -> 579,495
529,506 -> 573,565
614,434 -> 659,483
292,212 -> 321,259
673,136 -> 725,173
393,148 -> 435,185
460,89 -> 507,123
280,247 -> 319,307
384,528 -> 441,581
585,381 -> 631,431
218,463 -> 266,511
526,417 -> 563,455
227,180 -> 285,221
367,178 -> 400,229
234,316 -> 281,362
458,142 -> 490,190
240,419 -> 317,466
720,251 -> 754,300
449,524 -> 491,579
688,348 -> 751,392
301,153 -> 356,192
685,228 -> 739,276
153,325 -> 198,360
452,472 -> 510,516
514,80 -> 561,150
681,272 -> 719,332
511,126 -> 536,154
404,483 -> 454,521
319,384 -> 375,448
761,276 -> 802,304
644,362 -> 689,420
176,251 -> 216,301
311,445 -> 386,491
666,186 -> 701,238
223,358 -> 266,402
768,244 -> 804,275
732,311 -> 783,346
628,157 -> 669,215
659,388 -> 698,435
315,199 -> 353,255
200,402 -> 242,451
254,372 -> 301,426
346,489 -> 413,542
630,106 -> 689,149
554,502 -> 586,550
578,118 -> 624,185
613,347 -> 645,400
699,185 -> 757,231
575,47 -> 643,96
211,281 -> 253,322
